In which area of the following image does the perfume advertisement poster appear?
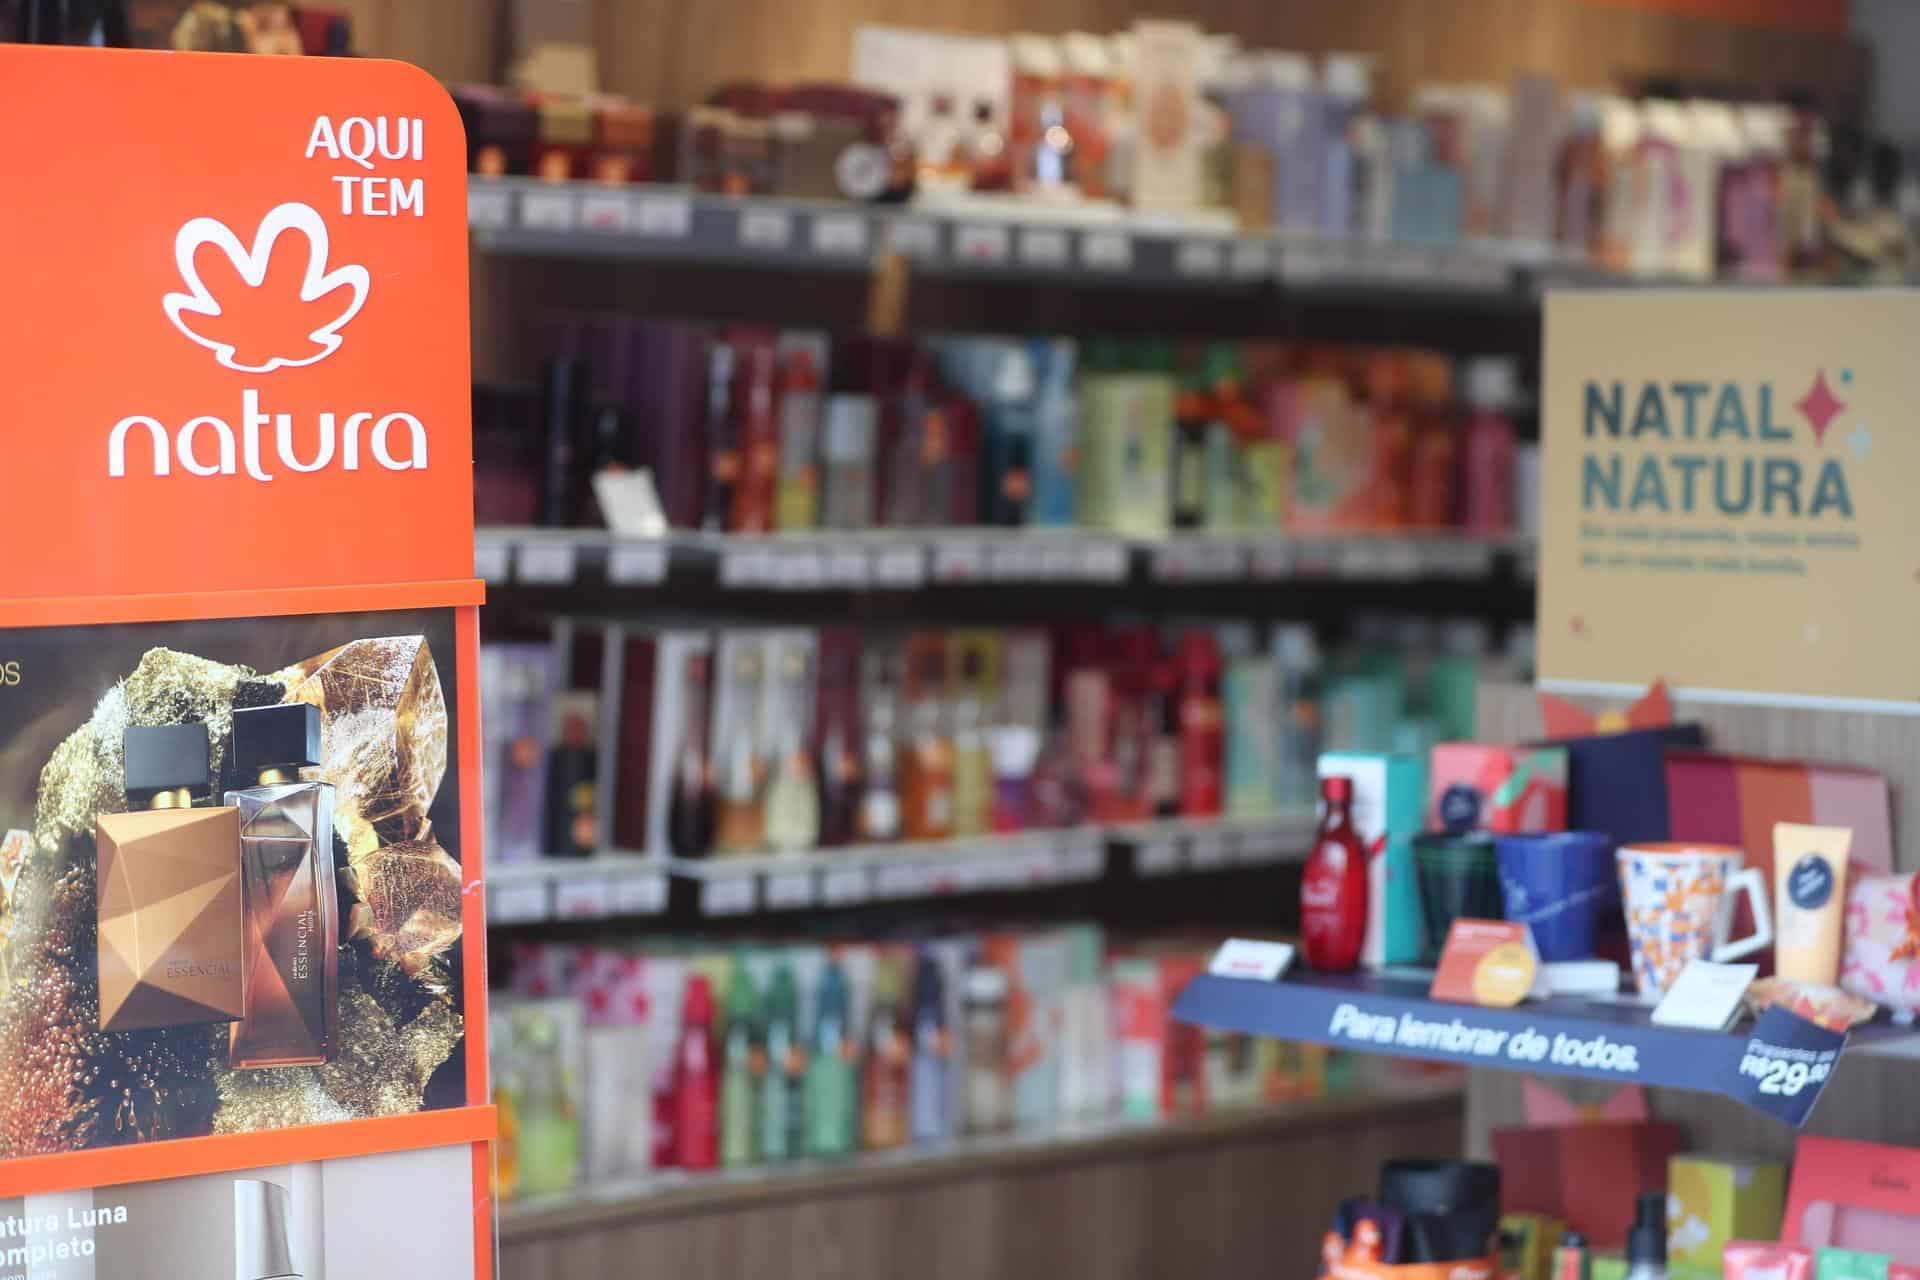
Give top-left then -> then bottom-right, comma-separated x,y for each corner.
0,610 -> 468,1157
0,1142 -> 476,1280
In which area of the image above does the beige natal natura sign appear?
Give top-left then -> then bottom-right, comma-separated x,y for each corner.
1540,290 -> 1920,711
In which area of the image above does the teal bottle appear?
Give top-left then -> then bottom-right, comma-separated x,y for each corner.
803,961 -> 858,1158
719,959 -> 762,1169
759,961 -> 805,1162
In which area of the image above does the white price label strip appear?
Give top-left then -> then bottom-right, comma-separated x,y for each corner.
468,186 -> 512,231
490,880 -> 548,924
700,875 -> 757,917
1018,227 -> 1071,268
612,872 -> 668,915
474,542 -> 510,583
516,542 -> 576,585
812,213 -> 869,256
1136,836 -> 1183,877
553,877 -> 612,919
953,223 -> 1011,264
738,206 -> 793,250
875,863 -> 931,899
1175,239 -> 1225,277
932,541 -> 987,581
1188,828 -> 1233,870
764,870 -> 816,910
608,543 -> 667,585
634,193 -> 693,238
519,189 -> 576,232
825,548 -> 868,586
872,545 -> 925,586
578,191 -> 631,233
887,219 -> 940,258
1081,230 -> 1132,270
822,866 -> 870,906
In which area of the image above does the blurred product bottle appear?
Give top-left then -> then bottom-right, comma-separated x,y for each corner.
1171,369 -> 1211,530
901,650 -> 955,841
703,341 -> 739,531
774,345 -> 823,531
713,649 -> 766,855
673,975 -> 719,1170
543,697 -> 597,857
540,355 -> 586,528
815,666 -> 864,849
987,723 -> 1040,833
759,962 -> 806,1162
908,952 -> 952,1143
950,651 -> 993,837
1028,339 -> 1080,527
983,345 -> 1037,526
1177,633 -> 1224,817
719,960 -> 762,1169
512,1009 -> 581,1196
1460,356 -> 1518,534
963,99 -> 1014,192
804,961 -> 859,1158
763,647 -> 821,854
962,966 -> 1012,1135
821,347 -> 877,529
667,651 -> 716,858
729,336 -> 780,532
1271,625 -> 1322,811
858,677 -> 903,842
862,962 -> 911,1149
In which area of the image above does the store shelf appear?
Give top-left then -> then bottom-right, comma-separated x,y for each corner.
489,853 -> 671,923
482,813 -> 1313,924
468,177 -> 1530,301
474,526 -> 1536,592
499,1075 -> 1465,1239
1108,809 -> 1317,877
1173,968 -> 1920,1119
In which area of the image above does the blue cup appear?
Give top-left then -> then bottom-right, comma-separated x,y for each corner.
1493,831 -> 1616,962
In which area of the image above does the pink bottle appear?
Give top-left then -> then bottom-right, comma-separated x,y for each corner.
1460,357 -> 1517,534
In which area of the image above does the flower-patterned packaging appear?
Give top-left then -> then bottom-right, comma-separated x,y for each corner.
1840,872 -> 1920,1019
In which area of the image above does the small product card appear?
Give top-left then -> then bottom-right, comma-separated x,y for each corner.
1652,959 -> 1759,1030
1429,920 -> 1540,1008
1208,938 -> 1296,982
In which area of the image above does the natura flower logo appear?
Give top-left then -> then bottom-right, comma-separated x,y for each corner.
163,201 -> 369,373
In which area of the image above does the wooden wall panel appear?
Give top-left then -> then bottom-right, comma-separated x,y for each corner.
352,0 -> 1867,119
498,1087 -> 1465,1280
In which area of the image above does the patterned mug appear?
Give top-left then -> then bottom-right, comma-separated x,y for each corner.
1617,843 -> 1773,999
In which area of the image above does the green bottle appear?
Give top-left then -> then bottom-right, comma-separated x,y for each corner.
719,958 -> 762,1169
760,961 -> 805,1162
804,960 -> 858,1158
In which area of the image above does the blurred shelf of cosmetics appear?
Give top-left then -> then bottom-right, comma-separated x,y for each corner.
490,927 -> 1419,1200
477,331 -> 1538,543
479,615 -> 1533,863
457,21 -> 1917,283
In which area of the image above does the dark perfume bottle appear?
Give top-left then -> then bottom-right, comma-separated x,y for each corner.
666,652 -> 715,858
226,703 -> 339,1068
96,723 -> 243,1032
544,696 -> 598,857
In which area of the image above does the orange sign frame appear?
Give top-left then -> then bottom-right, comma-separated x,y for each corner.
0,44 -> 493,1279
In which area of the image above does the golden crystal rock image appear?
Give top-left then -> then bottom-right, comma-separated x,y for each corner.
273,637 -> 448,857
343,837 -> 463,975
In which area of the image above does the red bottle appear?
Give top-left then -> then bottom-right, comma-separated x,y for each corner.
673,974 -> 719,1170
1301,776 -> 1368,971
1176,633 -> 1223,817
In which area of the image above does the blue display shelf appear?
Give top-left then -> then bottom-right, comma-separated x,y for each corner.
1173,968 -> 1915,1123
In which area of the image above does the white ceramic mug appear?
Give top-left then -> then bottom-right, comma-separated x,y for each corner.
1617,843 -> 1774,998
